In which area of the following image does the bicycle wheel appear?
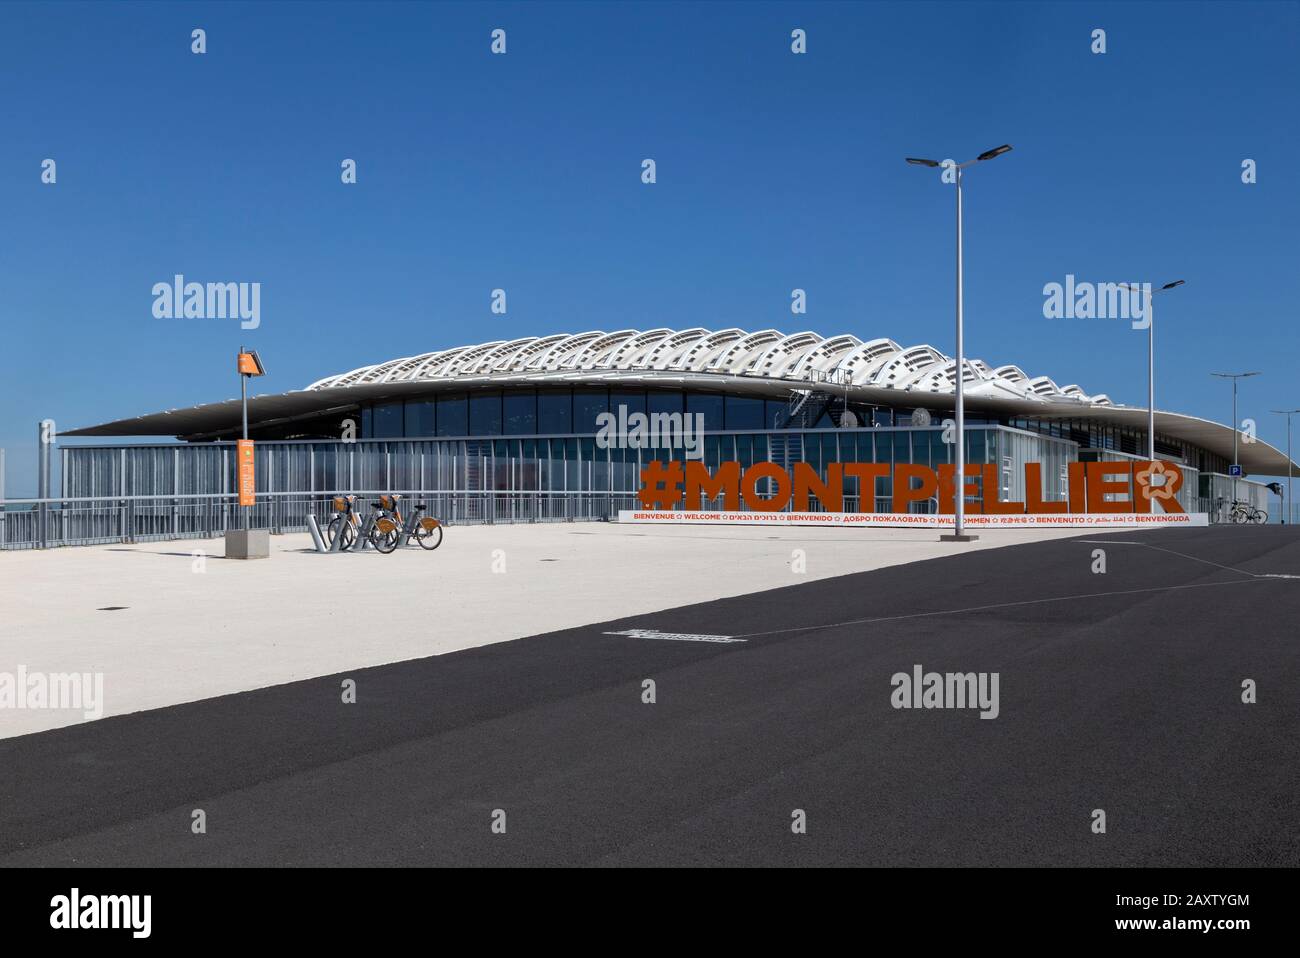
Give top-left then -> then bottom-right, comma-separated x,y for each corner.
327,517 -> 355,549
1230,508 -> 1246,524
371,517 -> 400,554
415,522 -> 443,551
1252,510 -> 1268,525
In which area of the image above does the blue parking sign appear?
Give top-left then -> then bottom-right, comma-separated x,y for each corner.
1229,464 -> 1243,477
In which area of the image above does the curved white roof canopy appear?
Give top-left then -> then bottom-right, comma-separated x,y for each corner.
305,327 -> 1114,405
65,327 -> 1300,475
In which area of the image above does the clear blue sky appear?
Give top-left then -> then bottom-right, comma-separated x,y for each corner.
2,0 -> 1297,496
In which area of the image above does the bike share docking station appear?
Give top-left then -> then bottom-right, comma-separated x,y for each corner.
307,495 -> 444,555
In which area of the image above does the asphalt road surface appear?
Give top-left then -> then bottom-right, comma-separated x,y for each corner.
3,526 -> 1298,867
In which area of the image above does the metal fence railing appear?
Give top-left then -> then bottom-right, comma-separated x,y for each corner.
0,489 -> 952,551
0,486 -> 1281,551
0,491 -> 650,551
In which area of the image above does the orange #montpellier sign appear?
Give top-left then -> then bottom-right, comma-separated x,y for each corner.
237,439 -> 256,507
638,460 -> 1186,515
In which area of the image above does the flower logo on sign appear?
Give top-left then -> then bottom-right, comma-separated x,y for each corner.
1134,460 -> 1181,503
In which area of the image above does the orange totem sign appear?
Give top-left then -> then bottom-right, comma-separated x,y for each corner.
237,439 -> 256,507
638,459 -> 1184,514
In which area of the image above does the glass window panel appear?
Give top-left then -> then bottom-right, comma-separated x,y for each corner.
545,438 -> 563,490
503,390 -> 537,435
931,430 -> 948,466
469,393 -> 502,435
704,435 -> 720,470
686,393 -> 723,431
645,392 -> 684,458
735,435 -> 753,469
372,402 -> 403,439
404,401 -> 435,438
892,431 -> 910,465
822,434 -> 838,465
609,390 -> 647,419
802,434 -> 820,471
538,391 -> 572,434
519,439 -> 538,491
436,394 -> 468,437
573,389 -> 609,433
565,438 -> 580,491
582,437 -> 609,491
492,439 -> 509,489
725,396 -> 765,431
765,399 -> 788,429
647,391 -> 684,416
615,446 -> 636,492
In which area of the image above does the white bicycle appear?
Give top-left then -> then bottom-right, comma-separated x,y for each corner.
1227,499 -> 1267,524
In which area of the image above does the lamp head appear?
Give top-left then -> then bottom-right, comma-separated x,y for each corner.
238,350 -> 266,377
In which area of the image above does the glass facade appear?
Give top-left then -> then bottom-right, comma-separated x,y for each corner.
68,385 -> 1213,519
60,419 -> 1208,520
339,388 -> 954,441
205,385 -> 1206,509
1007,415 -> 1227,474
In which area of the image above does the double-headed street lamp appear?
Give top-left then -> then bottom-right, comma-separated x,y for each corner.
1211,371 -> 1260,506
906,144 -> 1012,542
1270,408 -> 1300,524
1118,280 -> 1185,461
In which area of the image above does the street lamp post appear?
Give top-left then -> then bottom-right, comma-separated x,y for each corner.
1270,409 -> 1300,524
906,144 -> 1012,542
1119,280 -> 1185,461
236,348 -> 266,529
241,358 -> 249,529
1211,371 -> 1260,509
223,349 -> 269,560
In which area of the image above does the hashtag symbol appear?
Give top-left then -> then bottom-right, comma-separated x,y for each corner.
638,460 -> 684,509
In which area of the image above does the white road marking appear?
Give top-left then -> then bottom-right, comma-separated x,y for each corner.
1077,539 -> 1290,579
602,628 -> 745,644
731,577 -> 1279,640
616,543 -> 1299,645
